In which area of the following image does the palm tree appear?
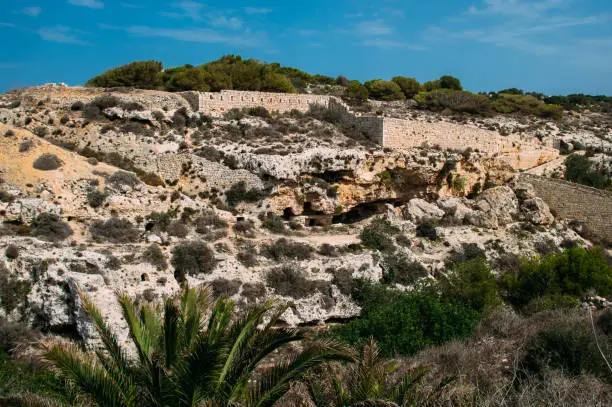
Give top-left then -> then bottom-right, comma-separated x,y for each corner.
13,286 -> 353,407
306,338 -> 453,407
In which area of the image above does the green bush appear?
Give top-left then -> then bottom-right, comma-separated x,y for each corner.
331,282 -> 480,356
502,247 -> 612,309
261,238 -> 312,261
86,188 -> 107,208
436,258 -> 502,314
564,154 -> 610,189
392,76 -> 421,98
262,215 -> 286,234
225,181 -> 266,208
89,217 -> 139,243
266,264 -> 328,299
4,245 -> 19,260
0,262 -> 31,315
360,218 -> 400,251
364,79 -> 405,101
381,251 -> 427,285
86,60 -> 164,88
416,90 -> 489,114
416,220 -> 438,241
171,240 -> 216,282
344,80 -> 369,103
32,154 -> 63,171
439,75 -> 462,91
522,326 -> 612,382
108,170 -> 140,188
142,244 -> 167,270
210,278 -> 241,298
31,213 -> 73,242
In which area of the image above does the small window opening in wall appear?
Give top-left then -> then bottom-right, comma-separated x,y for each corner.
210,95 -> 214,100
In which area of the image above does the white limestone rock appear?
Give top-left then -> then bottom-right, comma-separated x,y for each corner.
521,197 -> 555,225
402,198 -> 445,223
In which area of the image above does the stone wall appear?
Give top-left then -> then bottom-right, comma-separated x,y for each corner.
519,174 -> 612,243
182,90 -> 558,169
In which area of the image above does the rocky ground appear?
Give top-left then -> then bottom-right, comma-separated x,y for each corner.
0,84 -> 608,348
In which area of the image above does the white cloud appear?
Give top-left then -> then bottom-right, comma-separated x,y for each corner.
362,39 -> 426,50
120,3 -> 144,8
208,15 -> 242,30
38,25 -> 89,45
112,25 -> 265,47
356,20 -> 393,36
23,7 -> 42,17
467,0 -> 567,18
67,0 -> 104,9
243,7 -> 272,15
161,1 -> 204,21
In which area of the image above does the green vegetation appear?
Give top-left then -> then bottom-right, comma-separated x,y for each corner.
89,217 -> 139,243
31,213 -> 73,242
32,154 -> 63,171
502,247 -> 612,309
171,240 -> 216,282
564,154 -> 611,190
331,282 -> 480,356
359,218 -> 400,251
9,286 -> 351,406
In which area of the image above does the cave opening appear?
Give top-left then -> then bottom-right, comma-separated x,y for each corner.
332,200 -> 402,225
282,207 -> 295,220
317,170 -> 352,183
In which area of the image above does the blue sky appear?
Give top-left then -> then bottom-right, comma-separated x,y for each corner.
1,0 -> 611,94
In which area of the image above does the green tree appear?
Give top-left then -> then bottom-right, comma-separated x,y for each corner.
439,75 -> 462,91
364,80 -> 405,101
564,154 -> 610,189
86,61 -> 163,89
502,247 -> 612,309
261,72 -> 296,93
392,76 -> 421,98
344,80 -> 369,103
22,286 -> 352,406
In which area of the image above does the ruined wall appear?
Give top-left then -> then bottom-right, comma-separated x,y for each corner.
181,90 -> 557,170
519,174 -> 612,243
382,118 -> 558,170
191,90 -> 332,116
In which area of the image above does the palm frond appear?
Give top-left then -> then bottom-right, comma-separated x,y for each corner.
118,292 -> 155,366
246,340 -> 354,407
44,343 -> 134,407
163,298 -> 181,369
0,393 -> 67,407
391,366 -> 429,406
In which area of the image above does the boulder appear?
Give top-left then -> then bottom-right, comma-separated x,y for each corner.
521,197 -> 554,225
475,186 -> 518,226
513,182 -> 537,201
402,198 -> 444,223
437,197 -> 474,223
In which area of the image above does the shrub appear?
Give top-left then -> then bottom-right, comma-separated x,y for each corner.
71,101 -> 85,111
344,80 -> 369,103
0,190 -> 14,203
105,255 -> 122,270
237,242 -> 258,267
210,278 -> 241,298
332,268 -> 356,296
266,264 -> 327,299
89,217 -> 139,243
142,244 -> 167,270
167,221 -> 188,238
86,60 -> 163,88
31,213 -> 73,242
262,215 -> 286,234
0,262 -> 31,315
241,282 -> 266,304
108,170 -> 140,188
416,220 -> 438,241
435,258 -> 502,314
33,126 -> 48,138
4,129 -> 15,137
18,139 -> 34,152
359,218 -> 400,251
501,247 -> 612,309
364,80 -> 405,101
137,171 -> 165,187
417,90 -> 489,114
86,189 -> 107,208
381,252 -> 428,286
32,154 -> 63,171
523,294 -> 580,315
522,326 -> 612,381
233,220 -> 255,237
330,282 -> 480,356
225,181 -> 266,208
196,146 -> 223,162
564,154 -> 610,189
4,245 -> 19,260
146,210 -> 177,233
171,240 -> 216,282
195,210 -> 228,233
392,76 -> 421,98
261,238 -> 313,261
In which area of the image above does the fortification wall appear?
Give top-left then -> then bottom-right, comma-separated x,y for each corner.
382,118 -> 558,170
193,90 -> 332,116
181,90 -> 557,170
519,174 -> 612,243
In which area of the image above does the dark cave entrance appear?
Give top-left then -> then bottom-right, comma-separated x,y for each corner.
332,200 -> 402,225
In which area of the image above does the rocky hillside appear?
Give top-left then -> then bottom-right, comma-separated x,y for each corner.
0,84 -> 609,349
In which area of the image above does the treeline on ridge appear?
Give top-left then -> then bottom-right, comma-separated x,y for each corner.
85,55 -> 611,119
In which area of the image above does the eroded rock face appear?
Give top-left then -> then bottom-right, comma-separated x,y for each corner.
471,186 -> 519,228
1,198 -> 62,223
402,198 -> 445,223
521,197 -> 555,225
437,197 -> 474,223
